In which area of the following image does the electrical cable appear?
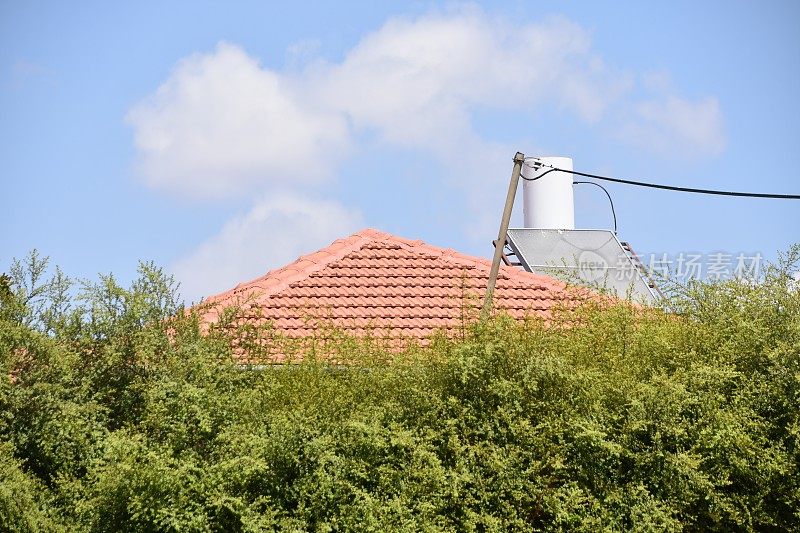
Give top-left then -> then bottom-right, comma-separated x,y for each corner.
521,160 -> 800,199
573,180 -> 617,234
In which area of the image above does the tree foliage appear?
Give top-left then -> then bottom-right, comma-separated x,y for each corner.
0,248 -> 798,531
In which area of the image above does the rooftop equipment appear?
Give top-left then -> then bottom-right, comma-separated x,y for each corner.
521,156 -> 574,229
484,154 -> 659,313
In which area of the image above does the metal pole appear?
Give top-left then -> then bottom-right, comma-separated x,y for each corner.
482,152 -> 525,317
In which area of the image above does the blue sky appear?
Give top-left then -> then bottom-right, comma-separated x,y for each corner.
2,1 -> 799,302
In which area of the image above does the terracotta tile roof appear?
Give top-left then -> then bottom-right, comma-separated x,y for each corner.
199,229 -> 585,351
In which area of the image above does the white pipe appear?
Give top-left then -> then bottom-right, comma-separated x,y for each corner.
521,156 -> 574,229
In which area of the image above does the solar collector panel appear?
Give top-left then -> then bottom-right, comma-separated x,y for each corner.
505,228 -> 658,303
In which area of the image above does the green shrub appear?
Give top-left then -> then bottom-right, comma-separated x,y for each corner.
0,441 -> 60,532
0,247 -> 797,530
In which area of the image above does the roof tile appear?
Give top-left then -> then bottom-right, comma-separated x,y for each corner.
200,228 -> 584,351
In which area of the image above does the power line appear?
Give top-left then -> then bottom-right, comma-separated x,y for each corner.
522,160 -> 800,199
573,180 -> 617,234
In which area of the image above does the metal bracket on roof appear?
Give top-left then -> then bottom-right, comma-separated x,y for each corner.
619,241 -> 666,300
492,238 -> 522,267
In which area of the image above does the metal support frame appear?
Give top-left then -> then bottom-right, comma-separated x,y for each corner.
492,239 -> 522,267
482,152 -> 525,317
620,240 -> 666,300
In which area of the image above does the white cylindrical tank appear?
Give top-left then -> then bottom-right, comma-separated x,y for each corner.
522,156 -> 574,229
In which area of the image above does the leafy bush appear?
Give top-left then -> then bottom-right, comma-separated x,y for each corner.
0,248 -> 798,531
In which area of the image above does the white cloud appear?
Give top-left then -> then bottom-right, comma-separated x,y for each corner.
622,96 -> 726,157
128,9 -> 724,203
126,42 -> 350,199
129,7 -> 727,297
315,12 -> 626,146
611,70 -> 726,156
171,194 -> 362,303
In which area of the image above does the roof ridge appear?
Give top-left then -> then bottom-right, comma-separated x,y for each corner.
203,227 -> 565,306
204,230 -> 377,304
